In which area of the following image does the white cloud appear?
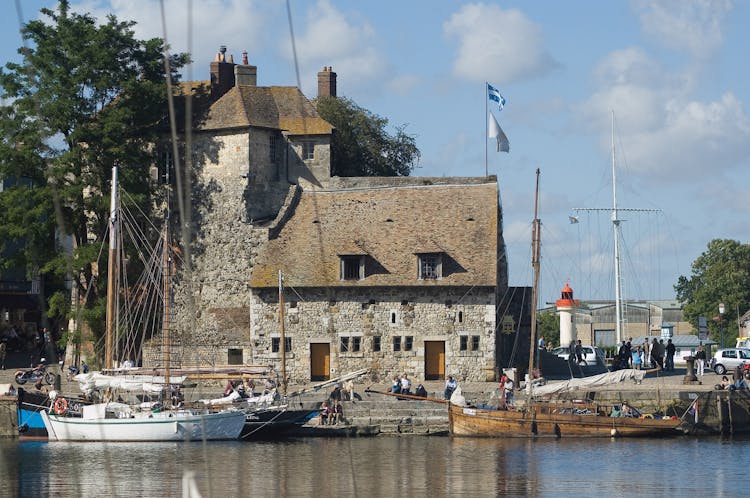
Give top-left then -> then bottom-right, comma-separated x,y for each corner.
579,48 -> 750,182
631,0 -> 734,59
72,0 -> 273,74
283,0 -> 386,91
443,3 -> 558,85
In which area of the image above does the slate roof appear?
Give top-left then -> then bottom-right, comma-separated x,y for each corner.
250,182 -> 500,289
178,83 -> 333,135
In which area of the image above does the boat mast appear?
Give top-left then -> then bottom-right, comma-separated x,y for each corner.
105,167 -> 118,370
527,168 -> 541,385
278,270 -> 287,395
163,220 -> 171,396
611,110 -> 624,346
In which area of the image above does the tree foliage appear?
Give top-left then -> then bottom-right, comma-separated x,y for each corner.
537,311 -> 559,349
675,239 -> 750,345
0,1 -> 187,342
314,95 -> 420,176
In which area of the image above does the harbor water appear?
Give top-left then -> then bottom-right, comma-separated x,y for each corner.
1,435 -> 748,497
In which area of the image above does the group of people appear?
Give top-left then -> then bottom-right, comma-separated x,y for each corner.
319,399 -> 344,425
716,365 -> 750,390
614,337 -> 676,371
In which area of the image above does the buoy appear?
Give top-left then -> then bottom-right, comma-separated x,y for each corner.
610,428 -> 618,437
53,397 -> 68,415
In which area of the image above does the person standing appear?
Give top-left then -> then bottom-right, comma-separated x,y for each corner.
575,340 -> 584,364
538,337 -> 546,350
631,346 -> 642,370
695,345 -> 707,376
444,375 -> 458,400
665,339 -> 676,371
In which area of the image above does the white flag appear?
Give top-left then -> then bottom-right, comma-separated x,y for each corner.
489,113 -> 509,152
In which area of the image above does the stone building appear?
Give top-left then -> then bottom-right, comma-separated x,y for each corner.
249,178 -> 505,384
160,47 -> 509,383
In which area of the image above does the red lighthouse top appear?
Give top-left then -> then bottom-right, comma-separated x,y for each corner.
555,282 -> 579,307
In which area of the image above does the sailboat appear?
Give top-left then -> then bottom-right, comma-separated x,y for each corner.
41,167 -> 245,441
448,169 -> 684,437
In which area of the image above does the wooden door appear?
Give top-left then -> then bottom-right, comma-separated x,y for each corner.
310,343 -> 330,381
424,341 -> 445,380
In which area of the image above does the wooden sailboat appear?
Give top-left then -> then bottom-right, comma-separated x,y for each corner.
448,169 -> 683,438
41,167 -> 245,441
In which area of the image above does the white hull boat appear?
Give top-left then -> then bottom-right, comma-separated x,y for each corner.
41,403 -> 245,442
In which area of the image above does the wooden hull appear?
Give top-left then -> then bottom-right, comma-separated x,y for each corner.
449,403 -> 683,438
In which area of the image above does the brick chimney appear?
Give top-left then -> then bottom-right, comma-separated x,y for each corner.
317,66 -> 337,98
210,46 -> 236,101
234,50 -> 257,86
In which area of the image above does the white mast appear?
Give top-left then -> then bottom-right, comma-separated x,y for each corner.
611,110 -> 624,346
105,167 -> 118,370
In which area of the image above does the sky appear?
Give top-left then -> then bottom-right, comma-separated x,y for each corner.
2,0 -> 749,309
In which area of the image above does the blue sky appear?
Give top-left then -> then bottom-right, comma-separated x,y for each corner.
3,1 -> 749,308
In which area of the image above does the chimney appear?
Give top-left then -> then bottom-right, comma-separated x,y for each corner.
317,66 -> 337,98
210,45 -> 236,101
234,50 -> 257,86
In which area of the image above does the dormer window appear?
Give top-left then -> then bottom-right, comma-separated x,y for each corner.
300,140 -> 315,160
340,255 -> 364,281
418,253 -> 442,280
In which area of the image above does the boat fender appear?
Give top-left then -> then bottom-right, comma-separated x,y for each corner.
53,397 -> 68,415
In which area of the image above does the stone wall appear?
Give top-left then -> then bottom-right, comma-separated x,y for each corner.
250,286 -> 497,383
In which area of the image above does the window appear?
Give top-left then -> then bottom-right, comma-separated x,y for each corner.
340,336 -> 350,353
459,336 -> 468,351
341,256 -> 363,280
390,311 -> 397,324
352,336 -> 361,352
373,336 -> 381,352
272,337 -> 292,353
301,140 -> 315,160
471,335 -> 480,351
393,336 -> 402,352
404,336 -> 413,351
227,348 -> 243,365
458,311 -> 463,323
418,253 -> 441,279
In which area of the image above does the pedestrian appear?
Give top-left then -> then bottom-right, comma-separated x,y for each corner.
400,373 -> 412,395
444,375 -> 457,400
538,336 -> 546,350
391,375 -> 401,394
575,340 -> 584,364
665,339 -> 676,371
631,346 -> 642,370
695,345 -> 706,376
503,375 -> 514,407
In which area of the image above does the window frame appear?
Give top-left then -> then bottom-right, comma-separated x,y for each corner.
393,336 -> 402,352
340,255 -> 364,281
418,253 -> 442,280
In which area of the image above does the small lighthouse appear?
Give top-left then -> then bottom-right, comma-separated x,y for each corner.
555,282 -> 580,348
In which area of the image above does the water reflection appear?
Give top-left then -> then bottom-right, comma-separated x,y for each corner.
1,436 -> 750,497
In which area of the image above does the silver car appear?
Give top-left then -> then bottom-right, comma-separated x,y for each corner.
551,345 -> 606,366
711,348 -> 750,375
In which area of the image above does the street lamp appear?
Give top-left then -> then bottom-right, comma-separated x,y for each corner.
719,303 -> 725,349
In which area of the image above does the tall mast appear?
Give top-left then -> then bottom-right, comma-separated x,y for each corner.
278,270 -> 287,395
611,110 -> 623,346
527,168 -> 541,384
105,167 -> 118,370
163,222 -> 171,396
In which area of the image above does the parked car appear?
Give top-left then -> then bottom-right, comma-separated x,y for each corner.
550,345 -> 606,366
711,348 -> 750,375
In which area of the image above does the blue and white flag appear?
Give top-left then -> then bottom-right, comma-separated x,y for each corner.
488,83 -> 506,111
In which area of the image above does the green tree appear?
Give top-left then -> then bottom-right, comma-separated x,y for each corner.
537,311 -> 559,349
0,1 -> 187,351
314,95 -> 420,176
675,239 -> 750,346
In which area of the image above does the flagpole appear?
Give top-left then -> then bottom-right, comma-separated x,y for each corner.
484,81 -> 490,177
